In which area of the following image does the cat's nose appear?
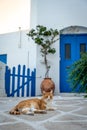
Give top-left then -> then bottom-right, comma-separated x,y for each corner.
48,96 -> 50,100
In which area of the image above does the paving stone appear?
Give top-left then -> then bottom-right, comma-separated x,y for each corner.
54,114 -> 87,121
0,114 -> 16,123
0,122 -> 34,130
74,107 -> 87,115
16,111 -> 61,121
55,100 -> 81,106
44,122 -> 87,130
57,106 -> 79,112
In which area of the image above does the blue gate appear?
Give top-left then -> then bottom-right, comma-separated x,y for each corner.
5,65 -> 36,97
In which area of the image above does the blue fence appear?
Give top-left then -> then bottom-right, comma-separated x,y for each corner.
5,65 -> 36,97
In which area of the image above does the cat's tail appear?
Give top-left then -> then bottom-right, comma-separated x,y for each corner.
9,106 -> 21,115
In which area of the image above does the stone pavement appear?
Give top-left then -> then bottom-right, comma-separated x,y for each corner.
0,95 -> 87,130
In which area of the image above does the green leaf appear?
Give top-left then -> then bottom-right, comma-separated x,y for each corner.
48,48 -> 56,54
68,52 -> 87,93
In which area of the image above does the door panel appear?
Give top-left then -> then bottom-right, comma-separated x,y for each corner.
60,34 -> 87,92
65,44 -> 71,59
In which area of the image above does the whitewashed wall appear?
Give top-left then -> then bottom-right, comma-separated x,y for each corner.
0,31 -> 36,70
30,0 -> 87,95
0,61 -> 6,97
0,30 -> 36,97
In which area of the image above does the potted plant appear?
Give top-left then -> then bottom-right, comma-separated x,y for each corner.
27,25 -> 59,93
68,52 -> 87,94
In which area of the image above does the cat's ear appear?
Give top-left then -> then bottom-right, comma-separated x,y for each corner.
50,90 -> 53,94
42,91 -> 46,95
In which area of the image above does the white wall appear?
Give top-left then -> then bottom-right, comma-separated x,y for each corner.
0,61 -> 6,97
30,0 -> 87,95
36,0 -> 87,29
0,31 -> 36,70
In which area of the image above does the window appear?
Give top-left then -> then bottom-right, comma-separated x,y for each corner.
65,44 -> 71,59
80,44 -> 86,53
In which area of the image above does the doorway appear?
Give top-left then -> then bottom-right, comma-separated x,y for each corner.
60,34 -> 87,92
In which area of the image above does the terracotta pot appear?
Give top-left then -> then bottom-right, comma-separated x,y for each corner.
40,78 -> 55,93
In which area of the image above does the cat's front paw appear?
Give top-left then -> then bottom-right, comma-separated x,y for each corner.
47,107 -> 57,111
26,111 -> 34,116
41,110 -> 47,114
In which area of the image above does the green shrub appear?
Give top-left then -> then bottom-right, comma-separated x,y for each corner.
68,52 -> 87,93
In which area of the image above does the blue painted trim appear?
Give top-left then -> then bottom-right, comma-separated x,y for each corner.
0,54 -> 7,64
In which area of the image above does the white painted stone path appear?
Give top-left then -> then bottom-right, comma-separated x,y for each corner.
0,96 -> 87,130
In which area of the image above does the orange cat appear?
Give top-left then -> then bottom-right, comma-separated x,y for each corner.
9,90 -> 54,115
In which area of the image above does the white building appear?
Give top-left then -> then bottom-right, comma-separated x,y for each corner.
30,0 -> 87,95
0,0 -> 87,96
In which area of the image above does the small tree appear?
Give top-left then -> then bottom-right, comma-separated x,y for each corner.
27,25 -> 59,78
68,52 -> 87,93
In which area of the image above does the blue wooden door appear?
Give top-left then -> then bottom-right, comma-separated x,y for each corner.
60,34 -> 87,92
